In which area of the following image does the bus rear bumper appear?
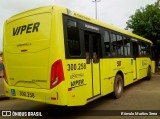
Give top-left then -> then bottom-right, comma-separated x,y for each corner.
3,80 -> 66,106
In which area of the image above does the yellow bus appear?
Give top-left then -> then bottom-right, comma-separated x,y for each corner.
3,5 -> 155,106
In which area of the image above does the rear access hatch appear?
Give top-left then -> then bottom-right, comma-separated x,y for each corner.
4,10 -> 52,89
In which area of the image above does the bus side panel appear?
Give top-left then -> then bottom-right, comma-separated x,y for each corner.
101,58 -> 135,95
100,59 -> 114,95
136,58 -> 151,79
64,59 -> 90,106
122,58 -> 136,86
151,60 -> 155,73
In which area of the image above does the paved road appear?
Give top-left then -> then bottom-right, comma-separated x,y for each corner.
0,75 -> 160,119
0,78 -> 4,95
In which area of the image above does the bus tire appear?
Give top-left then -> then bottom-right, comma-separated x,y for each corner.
113,74 -> 123,99
146,67 -> 151,80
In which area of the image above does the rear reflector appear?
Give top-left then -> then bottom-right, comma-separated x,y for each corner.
51,92 -> 58,100
51,97 -> 57,100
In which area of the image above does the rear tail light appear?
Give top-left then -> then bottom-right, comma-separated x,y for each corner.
3,65 -> 8,84
50,59 -> 64,89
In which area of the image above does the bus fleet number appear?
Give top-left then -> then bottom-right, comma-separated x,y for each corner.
67,63 -> 86,71
117,61 -> 121,67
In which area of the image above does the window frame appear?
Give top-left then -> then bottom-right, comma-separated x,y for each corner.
138,41 -> 151,57
63,15 -> 83,59
63,14 -> 151,59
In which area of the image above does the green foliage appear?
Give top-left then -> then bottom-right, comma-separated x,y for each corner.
126,0 -> 160,44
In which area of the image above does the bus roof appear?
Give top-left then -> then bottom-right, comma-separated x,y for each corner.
6,5 -> 152,44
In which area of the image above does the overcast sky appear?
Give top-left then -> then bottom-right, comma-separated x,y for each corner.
0,0 -> 157,51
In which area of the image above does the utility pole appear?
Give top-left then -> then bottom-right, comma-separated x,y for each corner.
92,0 -> 101,19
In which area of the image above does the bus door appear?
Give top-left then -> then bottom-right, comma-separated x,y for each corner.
132,41 -> 138,80
84,31 -> 101,97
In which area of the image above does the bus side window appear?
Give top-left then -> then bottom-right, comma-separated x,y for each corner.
85,33 -> 90,64
103,31 -> 111,56
116,35 -> 124,56
86,52 -> 90,64
93,52 -> 98,63
132,41 -> 139,58
111,33 -> 117,56
123,37 -> 131,57
139,41 -> 150,57
141,42 -> 146,56
146,43 -> 151,56
67,20 -> 81,56
93,35 -> 100,63
138,42 -> 142,57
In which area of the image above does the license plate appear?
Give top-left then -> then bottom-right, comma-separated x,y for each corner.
19,91 -> 35,98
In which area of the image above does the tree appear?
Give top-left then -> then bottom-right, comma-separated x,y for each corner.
127,1 -> 160,43
126,0 -> 160,71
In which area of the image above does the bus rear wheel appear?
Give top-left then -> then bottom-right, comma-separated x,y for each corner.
113,74 -> 123,99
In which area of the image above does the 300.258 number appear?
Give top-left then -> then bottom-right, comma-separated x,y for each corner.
67,63 -> 86,71
19,91 -> 35,98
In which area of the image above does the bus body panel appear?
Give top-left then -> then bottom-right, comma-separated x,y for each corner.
100,57 -> 152,96
4,12 -> 52,89
136,58 -> 151,79
65,59 -> 91,106
151,61 -> 155,73
100,58 -> 136,96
